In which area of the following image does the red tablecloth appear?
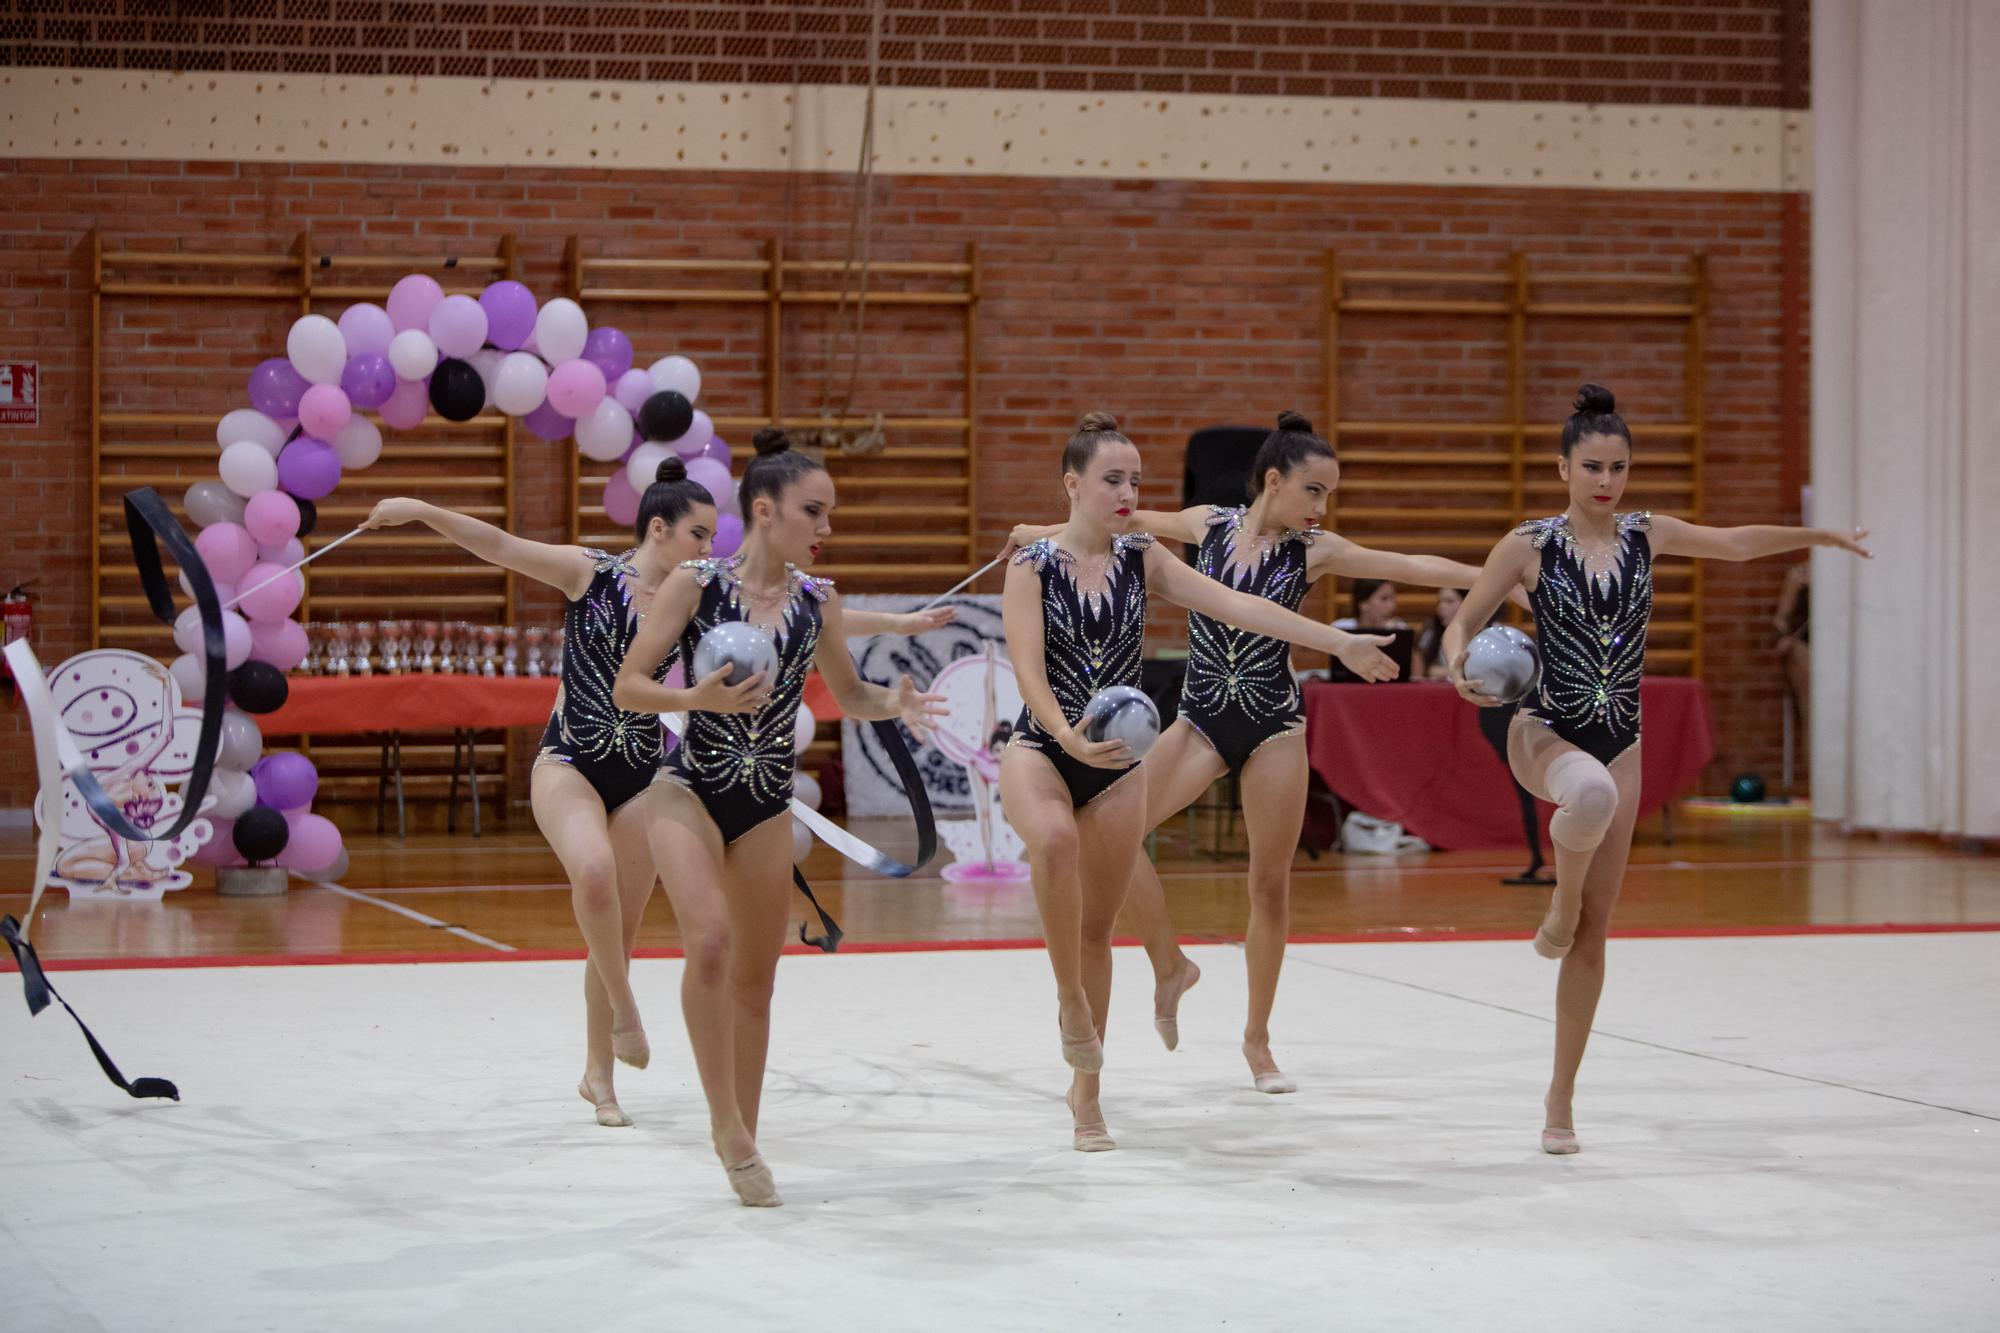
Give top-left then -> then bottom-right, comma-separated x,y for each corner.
258,674 -> 560,736
1303,678 -> 1715,850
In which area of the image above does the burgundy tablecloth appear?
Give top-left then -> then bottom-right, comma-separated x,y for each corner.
1303,678 -> 1716,850
257,674 -> 560,736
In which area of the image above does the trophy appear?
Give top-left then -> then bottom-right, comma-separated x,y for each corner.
417,620 -> 441,674
353,620 -> 376,676
525,626 -> 549,678
501,626 -> 521,677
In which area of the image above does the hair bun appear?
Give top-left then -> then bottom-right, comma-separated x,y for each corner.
655,457 -> 688,486
1275,410 -> 1315,435
1076,410 -> 1119,434
1573,383 -> 1616,415
751,426 -> 793,457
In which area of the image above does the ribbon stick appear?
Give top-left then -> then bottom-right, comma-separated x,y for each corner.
222,524 -> 366,612
917,555 -> 1004,612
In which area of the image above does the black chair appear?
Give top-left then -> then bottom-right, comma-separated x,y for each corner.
1176,425 -> 1267,852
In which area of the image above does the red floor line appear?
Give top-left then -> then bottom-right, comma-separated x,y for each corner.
8,920 -> 1999,973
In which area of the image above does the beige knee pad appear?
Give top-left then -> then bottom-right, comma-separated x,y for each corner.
1544,750 -> 1619,854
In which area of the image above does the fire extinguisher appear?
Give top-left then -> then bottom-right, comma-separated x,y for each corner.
1,583 -> 31,695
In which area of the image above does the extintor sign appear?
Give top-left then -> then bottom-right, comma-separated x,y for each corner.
0,362 -> 37,426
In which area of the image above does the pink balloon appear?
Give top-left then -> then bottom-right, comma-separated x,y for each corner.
671,409 -> 715,460
603,470 -> 640,527
684,457 -> 731,503
243,490 -> 300,547
545,358 -> 607,419
387,273 -> 444,332
249,617 -> 309,672
380,375 -> 430,430
612,368 -> 654,414
195,522 -> 260,584
237,562 -> 304,622
258,537 -> 306,567
298,383 -> 353,440
337,302 -> 396,357
428,293 -> 490,359
190,819 -> 247,868
278,813 -> 343,872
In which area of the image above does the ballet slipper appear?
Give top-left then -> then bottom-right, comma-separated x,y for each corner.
1066,1087 -> 1116,1153
723,1153 -> 784,1207
1541,1126 -> 1580,1155
1533,884 -> 1583,960
1152,957 -> 1202,1052
1059,1004 -> 1103,1073
612,1023 -> 650,1070
578,1077 -> 632,1128
1244,1041 -> 1296,1094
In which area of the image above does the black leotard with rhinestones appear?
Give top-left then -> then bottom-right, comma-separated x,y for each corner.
536,548 -> 679,814
1006,532 -> 1154,807
1179,506 -> 1317,773
1517,512 -> 1653,765
655,555 -> 830,843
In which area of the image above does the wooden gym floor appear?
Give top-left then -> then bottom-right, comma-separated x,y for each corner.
4,804 -> 1996,965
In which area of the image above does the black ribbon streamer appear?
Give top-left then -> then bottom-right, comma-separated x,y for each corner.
1,916 -> 179,1100
791,716 -> 937,953
5,487 -> 218,1098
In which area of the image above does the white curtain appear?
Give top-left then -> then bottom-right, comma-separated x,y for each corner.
1812,1 -> 2000,837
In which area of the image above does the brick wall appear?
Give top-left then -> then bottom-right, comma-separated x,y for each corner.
0,156 -> 1805,816
3,0 -> 1807,106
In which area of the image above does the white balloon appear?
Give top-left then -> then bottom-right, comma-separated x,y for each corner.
794,771 -> 822,811
287,313 -> 348,386
169,652 -> 206,704
219,707 -> 264,771
173,605 -> 205,656
576,399 -> 635,462
207,766 -> 257,820
534,298 -> 589,365
625,443 -> 673,494
648,355 -> 702,403
219,440 -> 279,498
388,328 -> 440,381
791,816 -> 815,866
469,347 -> 505,397
331,415 -> 383,470
491,351 -> 550,417
217,408 -> 288,455
793,703 -> 816,757
258,537 -> 306,567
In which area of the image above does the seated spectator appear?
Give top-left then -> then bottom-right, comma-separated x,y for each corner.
1333,579 -> 1410,633
1414,587 -> 1464,679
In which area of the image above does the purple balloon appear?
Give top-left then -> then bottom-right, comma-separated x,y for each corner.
701,433 -> 732,466
582,326 -> 634,379
277,437 -> 343,501
278,812 -> 343,872
603,470 -> 640,527
340,353 -> 397,410
248,358 -> 310,419
611,368 -> 653,414
479,280 -> 538,351
521,399 -> 575,442
684,456 -> 731,500
253,751 -> 319,811
711,512 -> 744,559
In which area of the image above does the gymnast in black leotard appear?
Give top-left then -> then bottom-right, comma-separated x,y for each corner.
1008,411 -> 1497,1094
362,459 -> 733,1131
999,412 -> 1401,1153
613,428 -> 946,1209
1445,383 -> 1872,1157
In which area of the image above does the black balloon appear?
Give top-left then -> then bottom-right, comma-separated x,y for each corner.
228,660 -> 290,715
429,357 -> 486,422
639,390 -> 694,444
294,497 -> 318,538
233,807 -> 291,864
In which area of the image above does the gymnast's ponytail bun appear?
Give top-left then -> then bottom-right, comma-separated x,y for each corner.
1561,382 -> 1632,456
1063,411 -> 1130,475
739,425 -> 823,519
1247,409 -> 1336,498
636,454 -> 712,545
